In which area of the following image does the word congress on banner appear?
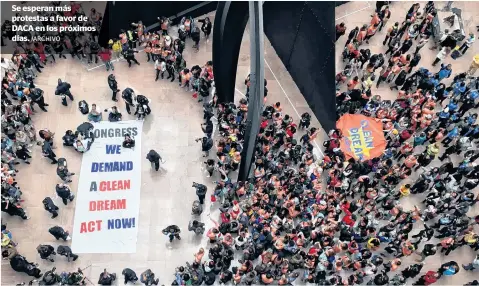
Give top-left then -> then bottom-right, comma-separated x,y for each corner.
71,121 -> 143,253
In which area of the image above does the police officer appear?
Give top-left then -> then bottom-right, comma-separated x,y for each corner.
55,79 -> 74,106
36,244 -> 56,262
57,245 -> 79,262
42,197 -> 59,218
122,47 -> 140,67
56,183 -> 75,205
98,269 -> 116,285
48,226 -> 71,241
57,164 -> 75,183
28,87 -> 48,112
107,74 -> 120,102
122,87 -> 136,114
122,268 -> 139,285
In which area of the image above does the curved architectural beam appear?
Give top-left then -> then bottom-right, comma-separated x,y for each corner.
212,1 -> 249,104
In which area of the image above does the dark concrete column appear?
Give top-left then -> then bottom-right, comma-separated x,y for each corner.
238,1 -> 265,181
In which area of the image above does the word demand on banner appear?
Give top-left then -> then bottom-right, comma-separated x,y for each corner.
79,217 -> 136,233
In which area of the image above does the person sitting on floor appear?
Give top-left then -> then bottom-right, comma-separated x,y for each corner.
87,104 -> 102,122
105,106 -> 122,122
122,134 -> 135,148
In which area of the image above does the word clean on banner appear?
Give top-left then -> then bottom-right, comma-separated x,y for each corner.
71,120 -> 143,253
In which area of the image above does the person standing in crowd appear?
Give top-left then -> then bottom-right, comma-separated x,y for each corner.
198,17 -> 212,42
107,74 -> 120,102
336,22 -> 347,41
99,47 -> 114,71
122,87 -> 136,114
123,47 -> 140,67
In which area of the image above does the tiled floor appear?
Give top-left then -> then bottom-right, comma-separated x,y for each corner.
1,9 -> 330,285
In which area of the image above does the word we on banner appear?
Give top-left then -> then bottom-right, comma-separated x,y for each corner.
71,121 -> 143,253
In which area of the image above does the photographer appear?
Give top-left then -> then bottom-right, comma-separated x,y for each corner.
193,182 -> 207,204
196,136 -> 213,157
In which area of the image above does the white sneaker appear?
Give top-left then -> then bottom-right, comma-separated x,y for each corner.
206,175 -> 211,178
66,235 -> 71,241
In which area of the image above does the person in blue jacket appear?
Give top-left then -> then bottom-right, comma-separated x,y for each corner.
437,63 -> 452,81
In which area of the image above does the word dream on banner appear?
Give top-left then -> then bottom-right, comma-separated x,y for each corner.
71,121 -> 143,253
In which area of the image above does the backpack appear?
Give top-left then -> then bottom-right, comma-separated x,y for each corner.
78,100 -> 89,114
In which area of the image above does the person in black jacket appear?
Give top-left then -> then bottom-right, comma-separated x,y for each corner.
201,119 -> 213,138
42,141 -> 57,164
123,47 -> 140,67
55,79 -> 74,106
48,226 -> 71,241
122,268 -> 139,285
36,244 -> 56,262
28,87 -> 48,112
345,26 -> 359,47
390,70 -> 407,90
88,39 -> 100,64
198,17 -> 212,40
197,136 -> 213,157
56,183 -> 75,205
42,197 -> 59,218
191,27 -> 201,51
98,269 -> 116,285
146,149 -> 163,171
122,88 -> 136,114
166,59 -> 176,82
57,245 -> 79,262
107,74 -> 120,102
193,182 -> 207,204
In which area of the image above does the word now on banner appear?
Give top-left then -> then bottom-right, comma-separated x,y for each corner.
71,121 -> 143,253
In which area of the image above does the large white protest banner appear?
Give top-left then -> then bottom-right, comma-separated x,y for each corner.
71,121 -> 143,253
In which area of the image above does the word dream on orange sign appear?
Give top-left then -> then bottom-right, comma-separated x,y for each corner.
336,114 -> 387,162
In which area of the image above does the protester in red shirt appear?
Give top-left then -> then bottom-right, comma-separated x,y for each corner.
99,47 -> 114,72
